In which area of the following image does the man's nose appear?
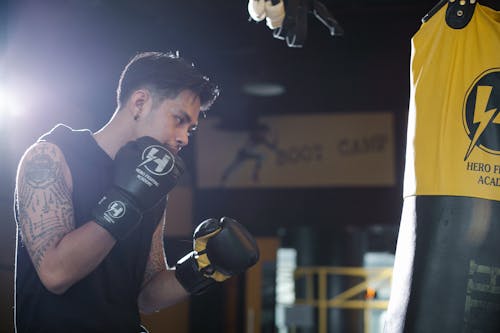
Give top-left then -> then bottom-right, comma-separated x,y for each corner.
176,130 -> 189,149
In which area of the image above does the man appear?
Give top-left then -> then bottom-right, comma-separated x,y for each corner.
14,51 -> 259,332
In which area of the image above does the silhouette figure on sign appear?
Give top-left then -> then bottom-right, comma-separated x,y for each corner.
220,123 -> 278,184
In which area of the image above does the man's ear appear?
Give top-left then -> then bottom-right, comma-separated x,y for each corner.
129,89 -> 152,120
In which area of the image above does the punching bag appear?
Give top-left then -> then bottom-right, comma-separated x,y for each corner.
385,1 -> 500,332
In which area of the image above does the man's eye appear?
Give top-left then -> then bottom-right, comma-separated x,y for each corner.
175,115 -> 184,124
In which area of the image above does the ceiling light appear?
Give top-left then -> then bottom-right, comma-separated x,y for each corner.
242,82 -> 286,97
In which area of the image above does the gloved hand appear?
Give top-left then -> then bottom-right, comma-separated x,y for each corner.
92,136 -> 184,240
175,217 -> 260,295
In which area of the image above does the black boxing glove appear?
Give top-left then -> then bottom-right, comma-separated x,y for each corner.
175,217 -> 259,295
92,136 -> 184,240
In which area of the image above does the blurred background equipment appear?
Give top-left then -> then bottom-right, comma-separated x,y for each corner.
249,0 -> 344,47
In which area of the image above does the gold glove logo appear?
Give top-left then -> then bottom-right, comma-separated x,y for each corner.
463,69 -> 500,161
139,145 -> 175,176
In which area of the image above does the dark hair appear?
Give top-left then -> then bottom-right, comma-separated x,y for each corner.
116,51 -> 219,111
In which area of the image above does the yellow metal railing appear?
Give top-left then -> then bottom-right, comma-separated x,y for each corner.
293,266 -> 393,333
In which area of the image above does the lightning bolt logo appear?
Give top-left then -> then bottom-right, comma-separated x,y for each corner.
139,147 -> 161,168
464,85 -> 500,161
139,145 -> 175,175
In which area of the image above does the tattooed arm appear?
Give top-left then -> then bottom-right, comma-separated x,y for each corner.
16,141 -> 116,294
138,210 -> 188,313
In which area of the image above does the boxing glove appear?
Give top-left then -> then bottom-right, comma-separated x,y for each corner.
175,217 -> 259,295
92,136 -> 184,240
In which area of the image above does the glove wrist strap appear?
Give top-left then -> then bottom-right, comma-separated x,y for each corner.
92,187 -> 143,240
175,252 -> 215,295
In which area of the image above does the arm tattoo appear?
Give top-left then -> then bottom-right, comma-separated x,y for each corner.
142,214 -> 168,287
16,143 -> 75,270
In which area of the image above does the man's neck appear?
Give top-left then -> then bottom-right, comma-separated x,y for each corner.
93,109 -> 136,159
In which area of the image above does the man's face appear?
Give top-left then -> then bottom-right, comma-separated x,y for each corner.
140,89 -> 201,154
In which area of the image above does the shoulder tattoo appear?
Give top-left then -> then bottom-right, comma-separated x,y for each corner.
16,143 -> 74,269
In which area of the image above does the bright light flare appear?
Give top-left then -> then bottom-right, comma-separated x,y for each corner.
0,85 -> 25,117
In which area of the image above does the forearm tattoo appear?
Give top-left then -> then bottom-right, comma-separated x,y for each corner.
16,143 -> 74,270
142,216 -> 168,287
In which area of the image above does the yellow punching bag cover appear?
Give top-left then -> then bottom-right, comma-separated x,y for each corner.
404,2 -> 500,201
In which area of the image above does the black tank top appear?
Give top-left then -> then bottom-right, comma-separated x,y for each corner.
15,124 -> 165,333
